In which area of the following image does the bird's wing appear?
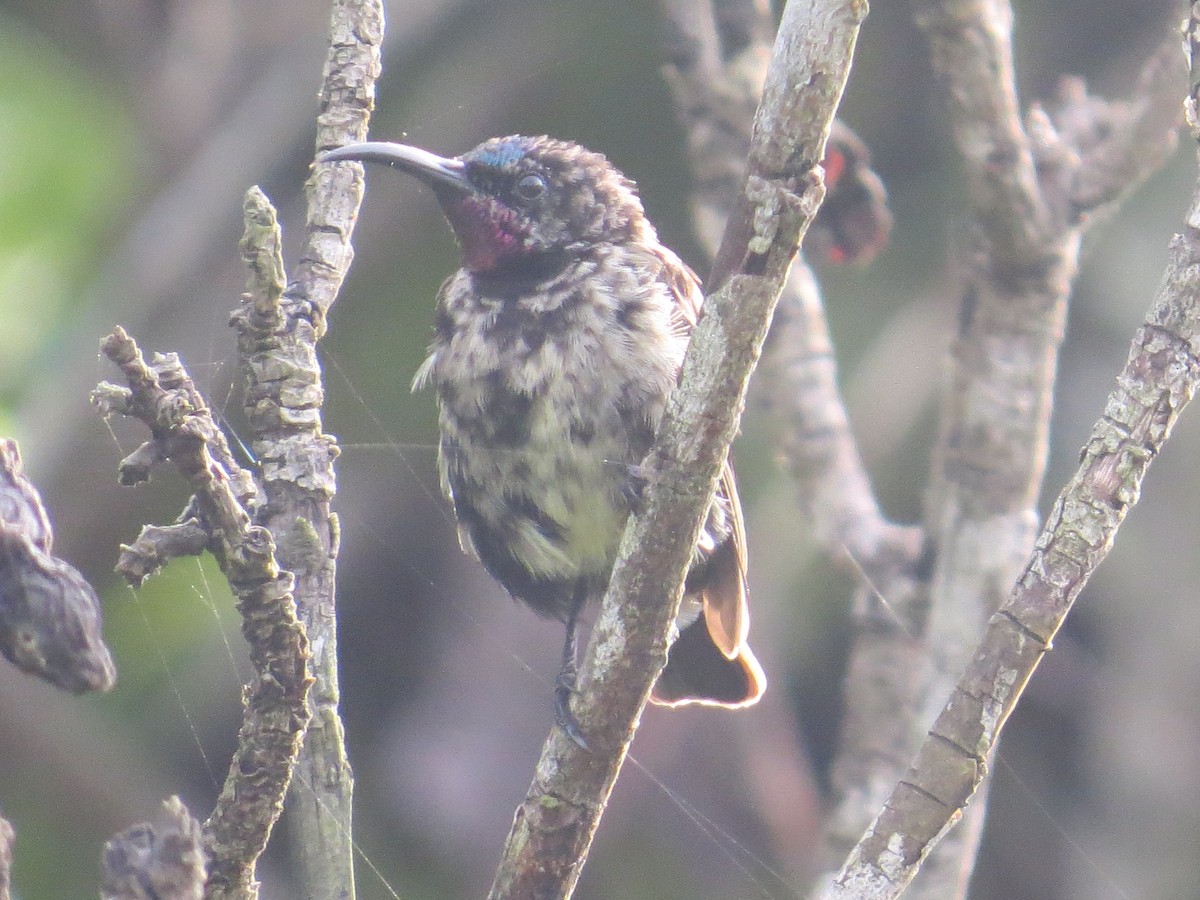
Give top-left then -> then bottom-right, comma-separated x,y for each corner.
633,242 -> 751,659
661,249 -> 704,340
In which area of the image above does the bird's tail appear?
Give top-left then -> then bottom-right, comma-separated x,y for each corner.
650,611 -> 766,708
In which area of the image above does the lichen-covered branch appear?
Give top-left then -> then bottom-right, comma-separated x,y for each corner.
821,178 -> 1200,897
817,14 -> 1189,895
913,9 -> 1180,688
101,797 -> 206,900
662,0 -> 917,575
660,0 -> 928,873
231,2 -> 384,896
92,1 -> 384,895
487,2 -> 865,897
116,520 -> 210,586
231,182 -> 351,900
881,4 -> 1073,881
94,329 -> 311,899
892,6 -> 1182,892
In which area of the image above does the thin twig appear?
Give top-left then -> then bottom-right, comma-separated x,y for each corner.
101,797 -> 207,900
94,329 -> 312,899
116,520 -> 210,585
487,2 -> 866,897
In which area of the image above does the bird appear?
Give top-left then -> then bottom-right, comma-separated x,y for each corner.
318,134 -> 765,745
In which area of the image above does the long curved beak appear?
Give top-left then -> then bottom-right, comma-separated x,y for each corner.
317,141 -> 473,193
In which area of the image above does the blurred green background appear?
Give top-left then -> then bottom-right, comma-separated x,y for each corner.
0,0 -> 1193,897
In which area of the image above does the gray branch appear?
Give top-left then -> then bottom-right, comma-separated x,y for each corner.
101,797 -> 206,900
95,329 -> 312,900
818,14 -> 1189,897
821,162 -> 1200,897
116,520 -> 211,586
660,0 -> 928,872
234,2 -> 386,896
487,1 -> 866,897
887,7 -> 1182,893
92,1 -> 385,895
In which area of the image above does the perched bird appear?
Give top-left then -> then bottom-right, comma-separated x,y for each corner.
319,135 -> 765,744
807,120 -> 892,267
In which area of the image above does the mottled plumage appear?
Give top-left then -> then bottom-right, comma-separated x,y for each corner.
320,135 -> 765,740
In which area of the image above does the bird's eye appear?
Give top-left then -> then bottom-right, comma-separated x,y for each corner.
514,173 -> 547,202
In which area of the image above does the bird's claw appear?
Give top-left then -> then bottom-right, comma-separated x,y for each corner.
608,460 -> 650,513
554,673 -> 589,750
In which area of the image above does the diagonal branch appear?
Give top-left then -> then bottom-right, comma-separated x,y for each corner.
897,8 -> 1182,892
819,15 -> 1188,897
820,161 -> 1200,899
486,1 -> 867,897
660,0 -> 929,871
662,0 -> 919,578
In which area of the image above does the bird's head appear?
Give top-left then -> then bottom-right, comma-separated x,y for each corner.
319,135 -> 652,275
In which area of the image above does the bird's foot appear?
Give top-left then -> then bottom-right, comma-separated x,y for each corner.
608,460 -> 650,513
554,672 -> 589,750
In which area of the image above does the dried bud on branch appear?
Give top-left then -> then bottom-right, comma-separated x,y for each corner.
0,439 -> 115,692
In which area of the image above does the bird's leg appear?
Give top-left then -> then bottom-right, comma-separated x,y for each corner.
554,585 -> 590,749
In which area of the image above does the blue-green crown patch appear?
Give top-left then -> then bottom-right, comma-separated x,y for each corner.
472,137 -> 527,169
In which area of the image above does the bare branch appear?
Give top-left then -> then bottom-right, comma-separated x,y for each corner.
233,2 -> 385,895
890,9 -> 1184,893
101,797 -> 206,900
1064,35 -> 1183,217
487,2 -> 866,896
661,1 -> 928,872
894,6 -> 1076,886
660,0 -> 773,248
915,0 -> 1050,261
818,11 -> 1188,895
664,0 -> 921,582
93,0 -> 385,893
116,520 -> 210,586
822,180 -> 1200,895
95,328 -> 312,899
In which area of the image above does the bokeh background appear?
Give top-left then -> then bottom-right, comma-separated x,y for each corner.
0,0 -> 1194,897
